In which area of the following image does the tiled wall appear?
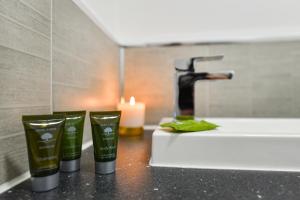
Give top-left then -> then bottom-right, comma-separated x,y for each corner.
52,0 -> 119,143
0,0 -> 52,185
0,0 -> 119,185
124,41 -> 300,124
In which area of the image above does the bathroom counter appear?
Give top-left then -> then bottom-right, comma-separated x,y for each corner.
1,130 -> 300,200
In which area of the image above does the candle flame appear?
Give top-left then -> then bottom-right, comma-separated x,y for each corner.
129,96 -> 135,105
120,97 -> 125,104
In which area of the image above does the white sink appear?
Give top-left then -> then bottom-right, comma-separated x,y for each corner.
150,118 -> 300,172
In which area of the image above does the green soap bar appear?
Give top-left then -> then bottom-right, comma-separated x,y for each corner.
160,119 -> 219,133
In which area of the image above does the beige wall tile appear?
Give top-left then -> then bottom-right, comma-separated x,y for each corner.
0,14 -> 50,59
52,0 -> 119,144
21,0 -> 51,20
0,0 -> 51,185
0,134 -> 28,185
0,46 -> 50,107
52,0 -> 119,109
0,0 -> 50,36
252,97 -> 294,117
0,106 -> 50,138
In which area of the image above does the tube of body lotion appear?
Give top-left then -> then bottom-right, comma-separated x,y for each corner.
22,114 -> 65,192
90,111 -> 121,174
53,111 -> 86,172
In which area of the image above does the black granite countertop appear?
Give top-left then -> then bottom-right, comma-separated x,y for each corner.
1,130 -> 300,200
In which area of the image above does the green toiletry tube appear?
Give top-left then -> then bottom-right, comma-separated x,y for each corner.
22,114 -> 65,192
90,111 -> 121,174
53,111 -> 86,172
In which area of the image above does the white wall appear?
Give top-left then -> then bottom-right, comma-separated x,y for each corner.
78,0 -> 300,46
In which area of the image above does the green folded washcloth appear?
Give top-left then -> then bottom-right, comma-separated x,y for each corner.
175,115 -> 194,120
160,119 -> 219,133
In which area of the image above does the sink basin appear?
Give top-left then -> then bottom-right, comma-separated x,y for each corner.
150,118 -> 300,172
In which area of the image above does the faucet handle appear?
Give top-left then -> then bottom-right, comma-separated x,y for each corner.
175,55 -> 224,72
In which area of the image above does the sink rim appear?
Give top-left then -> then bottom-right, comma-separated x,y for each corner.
158,117 -> 300,137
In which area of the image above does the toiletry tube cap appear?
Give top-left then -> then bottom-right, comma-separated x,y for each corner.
95,160 -> 116,174
31,172 -> 59,192
60,158 -> 80,172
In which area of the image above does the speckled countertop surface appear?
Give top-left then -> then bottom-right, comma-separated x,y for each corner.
1,131 -> 300,200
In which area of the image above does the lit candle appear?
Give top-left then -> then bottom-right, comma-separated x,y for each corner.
117,96 -> 145,136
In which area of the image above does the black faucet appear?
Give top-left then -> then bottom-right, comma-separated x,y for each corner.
174,55 -> 234,117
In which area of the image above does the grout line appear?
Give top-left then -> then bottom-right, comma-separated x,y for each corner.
119,47 -> 125,99
0,132 -> 24,141
0,13 -> 50,40
0,44 -> 50,62
52,47 -> 93,65
0,105 -> 50,109
50,0 -> 53,113
0,139 -> 93,194
19,0 -> 50,21
52,81 -> 89,89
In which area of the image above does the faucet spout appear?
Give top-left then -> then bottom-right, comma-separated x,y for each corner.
200,71 -> 234,80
